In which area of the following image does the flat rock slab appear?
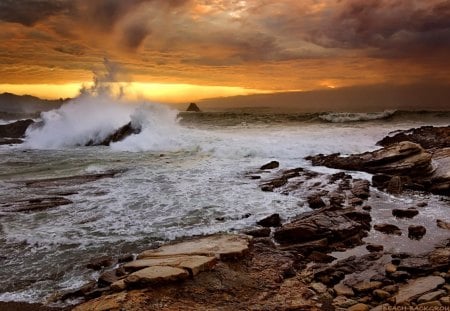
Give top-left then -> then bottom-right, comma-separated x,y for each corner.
138,234 -> 251,260
124,255 -> 217,276
394,276 -> 445,305
125,266 -> 189,285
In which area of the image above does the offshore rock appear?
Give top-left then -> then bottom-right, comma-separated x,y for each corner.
0,119 -> 34,139
186,102 -> 201,112
260,160 -> 279,170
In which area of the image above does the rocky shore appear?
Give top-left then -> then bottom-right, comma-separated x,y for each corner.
2,125 -> 450,310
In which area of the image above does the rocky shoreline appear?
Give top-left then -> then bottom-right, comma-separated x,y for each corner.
1,125 -> 450,310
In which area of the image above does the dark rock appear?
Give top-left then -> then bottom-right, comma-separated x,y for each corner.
329,172 -> 348,183
437,219 -> 450,230
351,179 -> 370,199
278,238 -> 329,254
408,225 -> 426,240
348,197 -> 364,206
0,119 -> 34,138
274,208 -> 370,246
118,254 -> 134,263
260,176 -> 287,192
329,192 -> 345,208
362,205 -> 372,211
372,174 -> 392,189
257,214 -> 281,227
0,137 -> 23,145
366,244 -> 384,252
94,122 -> 141,146
98,270 -> 119,287
244,227 -> 271,237
249,175 -> 261,180
186,102 -> 201,112
397,257 -> 432,274
389,271 -> 411,282
307,194 -> 326,209
87,256 -> 115,270
60,281 -> 96,301
392,208 -> 419,219
83,287 -> 110,300
260,161 -> 279,170
308,251 -> 336,263
374,224 -> 402,235
23,170 -> 124,188
376,126 -> 450,150
417,202 -> 428,207
386,176 -> 403,194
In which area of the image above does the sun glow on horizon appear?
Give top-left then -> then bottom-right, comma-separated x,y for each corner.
0,82 -> 272,103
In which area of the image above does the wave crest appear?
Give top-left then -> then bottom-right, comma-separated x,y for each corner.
319,110 -> 397,123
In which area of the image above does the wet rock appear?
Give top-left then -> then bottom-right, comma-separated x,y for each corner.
373,289 -> 391,300
138,234 -> 251,261
260,161 -> 279,170
440,296 -> 450,306
307,194 -> 326,209
0,197 -> 72,212
362,205 -> 372,211
366,244 -> 384,253
0,137 -> 23,145
329,192 -> 345,208
408,225 -> 426,240
278,238 -> 329,254
352,281 -> 383,294
333,295 -> 358,308
437,219 -> 450,230
389,271 -> 411,282
397,257 -> 432,274
95,122 -> 141,146
417,301 -> 442,308
0,119 -> 34,138
417,202 -> 428,207
351,179 -> 370,199
385,263 -> 397,274
374,224 -> 402,235
110,279 -> 126,292
87,256 -> 116,270
243,227 -> 271,238
274,208 -> 370,245
394,276 -> 445,305
428,247 -> 450,266
349,197 -> 364,206
376,126 -> 450,150
386,176 -> 403,194
392,208 -> 419,219
307,251 -> 335,263
417,290 -> 446,303
383,285 -> 399,294
348,303 -> 369,311
118,254 -> 134,263
23,170 -> 124,188
334,283 -> 355,297
261,177 -> 287,192
125,266 -> 189,286
124,255 -> 217,276
257,213 -> 281,227
98,270 -> 119,288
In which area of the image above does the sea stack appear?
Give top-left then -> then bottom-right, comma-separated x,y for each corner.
186,102 -> 201,112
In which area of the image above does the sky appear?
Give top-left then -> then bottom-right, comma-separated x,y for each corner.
0,0 -> 449,103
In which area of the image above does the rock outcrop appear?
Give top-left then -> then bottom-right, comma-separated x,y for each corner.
377,126 -> 450,150
0,119 -> 34,143
186,102 -> 201,112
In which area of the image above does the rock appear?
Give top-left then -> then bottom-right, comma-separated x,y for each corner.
118,254 -> 134,263
125,266 -> 189,286
257,214 -> 281,227
260,161 -> 279,170
386,176 -> 403,194
72,292 -> 127,311
374,224 -> 402,235
373,289 -> 391,300
392,208 -> 419,219
308,251 -> 335,263
0,197 -> 72,213
385,263 -> 397,274
377,126 -> 450,150
274,208 -> 370,245
98,270 -> 119,287
329,192 -> 345,208
351,179 -> 370,199
417,202 -> 428,207
349,197 -> 364,206
429,247 -> 450,266
397,257 -> 432,274
417,290 -> 446,303
110,279 -> 126,292
408,225 -> 426,240
260,176 -> 287,192
362,205 -> 371,211
23,170 -> 123,188
186,102 -> 201,112
123,255 -> 217,276
370,304 -> 390,311
383,285 -> 399,293
348,303 -> 369,311
0,119 -> 34,138
94,122 -> 141,146
352,281 -> 383,293
310,282 -> 328,294
333,295 -> 358,308
243,227 -> 271,237
334,283 -> 355,297
0,138 -> 23,145
87,256 -> 116,270
366,244 -> 384,252
437,219 -> 450,230
394,276 -> 445,305
417,301 -> 443,308
389,271 -> 411,282
138,234 -> 251,261
440,296 -> 450,306
307,194 -> 326,209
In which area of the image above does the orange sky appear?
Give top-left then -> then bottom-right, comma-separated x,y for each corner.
0,0 -> 449,103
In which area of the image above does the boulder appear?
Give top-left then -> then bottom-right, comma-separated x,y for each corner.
138,234 -> 251,261
408,225 -> 426,240
374,224 -> 402,235
394,276 -> 445,305
417,290 -> 446,304
392,208 -> 419,219
260,161 -> 279,170
366,244 -> 384,253
93,122 -> 141,146
0,119 -> 34,138
125,266 -> 189,286
351,179 -> 370,199
257,214 -> 281,227
87,256 -> 116,271
274,208 -> 371,245
307,194 -> 326,209
334,283 -> 355,297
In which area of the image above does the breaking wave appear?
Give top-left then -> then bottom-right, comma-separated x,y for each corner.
318,110 -> 397,123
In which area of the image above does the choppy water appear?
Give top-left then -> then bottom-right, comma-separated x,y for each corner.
0,98 -> 449,304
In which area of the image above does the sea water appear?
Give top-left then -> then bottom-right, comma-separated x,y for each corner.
0,95 -> 449,303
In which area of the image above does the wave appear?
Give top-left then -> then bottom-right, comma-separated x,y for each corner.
23,93 -> 186,151
318,110 -> 397,123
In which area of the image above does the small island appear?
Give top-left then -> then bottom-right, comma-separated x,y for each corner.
186,102 -> 201,112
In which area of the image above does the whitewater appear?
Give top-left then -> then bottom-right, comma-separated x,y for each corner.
0,94 -> 449,304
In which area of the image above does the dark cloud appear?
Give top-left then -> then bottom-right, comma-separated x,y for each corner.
0,0 -> 71,26
310,0 -> 450,55
54,44 -> 86,56
121,21 -> 152,50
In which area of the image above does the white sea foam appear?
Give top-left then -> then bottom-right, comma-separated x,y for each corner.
319,110 -> 396,123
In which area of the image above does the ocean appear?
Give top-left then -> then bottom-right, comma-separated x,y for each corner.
0,97 -> 449,304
